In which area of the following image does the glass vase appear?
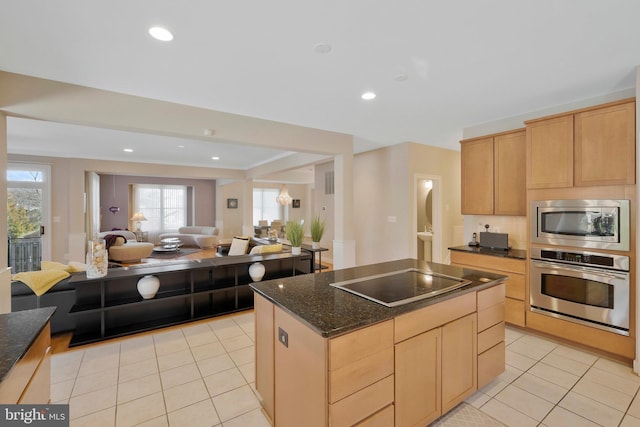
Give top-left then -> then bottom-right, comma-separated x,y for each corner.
86,239 -> 108,278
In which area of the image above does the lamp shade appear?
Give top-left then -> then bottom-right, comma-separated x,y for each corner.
276,185 -> 292,206
130,212 -> 147,222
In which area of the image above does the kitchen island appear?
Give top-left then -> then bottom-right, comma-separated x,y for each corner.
250,258 -> 508,427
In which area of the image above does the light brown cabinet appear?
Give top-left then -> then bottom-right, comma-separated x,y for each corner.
477,285 -> 506,389
0,323 -> 52,404
451,251 -> 525,327
574,100 -> 636,186
461,129 -> 526,216
526,98 -> 635,189
394,293 -> 478,427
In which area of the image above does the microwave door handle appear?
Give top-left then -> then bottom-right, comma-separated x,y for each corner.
532,261 -> 628,280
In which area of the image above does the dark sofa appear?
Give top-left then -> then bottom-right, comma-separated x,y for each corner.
11,276 -> 77,334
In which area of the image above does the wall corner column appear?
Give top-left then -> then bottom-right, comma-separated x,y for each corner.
333,152 -> 355,269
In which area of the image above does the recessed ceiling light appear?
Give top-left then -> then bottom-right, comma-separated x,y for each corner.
149,27 -> 173,42
313,43 -> 332,54
123,148 -> 133,153
361,91 -> 376,100
211,156 -> 220,160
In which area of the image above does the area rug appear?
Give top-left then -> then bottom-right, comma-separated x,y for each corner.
147,247 -> 202,259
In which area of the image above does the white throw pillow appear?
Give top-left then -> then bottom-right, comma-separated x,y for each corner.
228,238 -> 250,255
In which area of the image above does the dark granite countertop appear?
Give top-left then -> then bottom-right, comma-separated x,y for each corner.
250,258 -> 507,338
449,245 -> 527,260
0,307 -> 56,384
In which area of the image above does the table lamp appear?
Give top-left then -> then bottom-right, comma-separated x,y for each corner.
130,212 -> 147,232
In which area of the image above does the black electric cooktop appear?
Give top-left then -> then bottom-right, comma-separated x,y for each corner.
330,268 -> 471,307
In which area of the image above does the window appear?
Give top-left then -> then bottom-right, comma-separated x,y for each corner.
253,188 -> 281,226
133,184 -> 187,233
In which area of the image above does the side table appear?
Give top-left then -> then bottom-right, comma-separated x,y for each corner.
133,231 -> 148,242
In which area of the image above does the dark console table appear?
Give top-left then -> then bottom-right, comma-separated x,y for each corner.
67,252 -> 310,346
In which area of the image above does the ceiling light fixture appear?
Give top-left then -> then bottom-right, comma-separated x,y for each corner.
313,43 -> 332,54
276,185 -> 292,206
123,148 -> 133,153
149,26 -> 173,42
361,91 -> 376,100
211,156 -> 220,160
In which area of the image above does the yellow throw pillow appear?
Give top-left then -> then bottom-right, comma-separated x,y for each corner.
249,244 -> 283,255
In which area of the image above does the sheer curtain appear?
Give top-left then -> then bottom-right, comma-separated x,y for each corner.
131,184 -> 187,243
85,171 -> 100,240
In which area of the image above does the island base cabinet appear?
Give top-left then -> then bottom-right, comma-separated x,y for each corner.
255,295 -> 275,423
273,305 -> 327,427
441,314 -> 477,413
395,313 -> 477,427
395,328 -> 441,427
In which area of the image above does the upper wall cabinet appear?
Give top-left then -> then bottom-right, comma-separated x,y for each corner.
526,99 -> 636,189
460,129 -> 526,216
574,100 -> 636,187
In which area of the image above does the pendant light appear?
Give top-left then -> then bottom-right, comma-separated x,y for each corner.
108,175 -> 120,214
276,185 -> 292,206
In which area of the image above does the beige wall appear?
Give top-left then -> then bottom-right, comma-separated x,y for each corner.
353,142 -> 462,266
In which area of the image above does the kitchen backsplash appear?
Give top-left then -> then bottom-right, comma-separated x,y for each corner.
463,215 -> 528,250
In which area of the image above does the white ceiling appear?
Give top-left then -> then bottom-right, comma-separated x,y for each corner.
1,0 -> 639,170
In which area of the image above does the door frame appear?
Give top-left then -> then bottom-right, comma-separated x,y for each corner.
413,174 -> 442,263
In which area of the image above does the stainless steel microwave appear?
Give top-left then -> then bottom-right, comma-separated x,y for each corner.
530,199 -> 630,251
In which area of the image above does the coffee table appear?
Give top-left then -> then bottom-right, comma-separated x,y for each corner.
154,237 -> 182,252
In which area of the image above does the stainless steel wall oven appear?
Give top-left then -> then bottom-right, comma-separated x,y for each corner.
530,247 -> 630,335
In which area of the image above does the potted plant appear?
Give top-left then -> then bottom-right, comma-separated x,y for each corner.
310,215 -> 325,249
285,220 -> 305,255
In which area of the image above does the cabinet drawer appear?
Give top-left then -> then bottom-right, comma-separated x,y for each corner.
478,342 -> 505,389
329,375 -> 394,427
355,404 -> 394,427
330,320 -> 393,370
505,274 -> 525,301
450,252 -> 525,274
395,292 -> 475,343
478,322 -> 505,354
330,347 -> 394,403
505,298 -> 525,327
477,284 -> 505,311
477,302 -> 505,332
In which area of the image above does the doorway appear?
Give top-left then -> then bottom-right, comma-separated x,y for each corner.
7,163 -> 51,271
414,174 -> 442,263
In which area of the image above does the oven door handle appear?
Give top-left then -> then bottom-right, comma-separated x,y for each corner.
531,260 -> 629,280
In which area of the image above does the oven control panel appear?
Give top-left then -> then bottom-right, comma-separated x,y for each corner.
532,248 -> 629,271
543,250 -> 610,266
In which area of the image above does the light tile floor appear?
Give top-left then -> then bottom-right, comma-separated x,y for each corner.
51,312 -> 640,427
